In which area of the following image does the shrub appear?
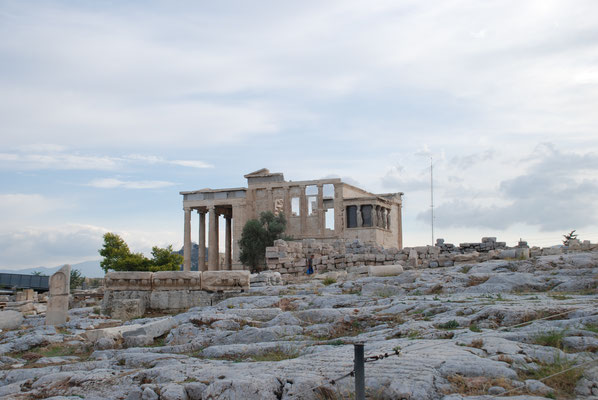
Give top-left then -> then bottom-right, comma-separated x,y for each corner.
532,330 -> 567,350
322,277 -> 337,286
438,320 -> 460,330
521,355 -> 583,397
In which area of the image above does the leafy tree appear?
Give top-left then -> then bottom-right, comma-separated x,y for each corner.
99,233 -> 131,273
70,268 -> 85,289
98,233 -> 183,273
239,211 -> 287,273
31,271 -> 47,276
150,245 -> 183,271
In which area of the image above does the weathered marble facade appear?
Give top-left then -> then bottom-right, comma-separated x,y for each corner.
180,168 -> 403,271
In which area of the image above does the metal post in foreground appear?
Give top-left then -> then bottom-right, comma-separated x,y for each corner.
354,343 -> 365,400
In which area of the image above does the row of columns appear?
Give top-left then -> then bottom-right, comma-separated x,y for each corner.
183,206 -> 232,272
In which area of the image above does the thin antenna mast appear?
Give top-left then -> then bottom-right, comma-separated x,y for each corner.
430,155 -> 434,246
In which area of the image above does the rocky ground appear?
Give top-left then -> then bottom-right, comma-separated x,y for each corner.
1,252 -> 597,400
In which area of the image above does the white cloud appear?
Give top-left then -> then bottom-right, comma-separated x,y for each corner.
0,148 -> 213,171
171,160 -> 213,169
88,178 -> 175,189
0,193 -> 69,227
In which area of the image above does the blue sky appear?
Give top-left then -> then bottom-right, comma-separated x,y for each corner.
1,0 -> 598,269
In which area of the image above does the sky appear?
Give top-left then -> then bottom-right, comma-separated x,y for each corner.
1,0 -> 598,270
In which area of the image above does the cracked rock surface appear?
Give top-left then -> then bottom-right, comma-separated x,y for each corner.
1,252 -> 597,399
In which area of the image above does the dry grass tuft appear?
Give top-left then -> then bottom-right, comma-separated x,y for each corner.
446,375 -> 513,395
466,275 -> 490,287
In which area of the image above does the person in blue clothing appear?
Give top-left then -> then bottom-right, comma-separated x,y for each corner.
306,254 -> 314,275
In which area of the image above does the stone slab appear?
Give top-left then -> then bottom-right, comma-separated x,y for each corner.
46,264 -> 70,326
368,265 -> 404,277
201,271 -> 250,292
152,271 -> 201,290
104,271 -> 153,291
0,310 -> 24,330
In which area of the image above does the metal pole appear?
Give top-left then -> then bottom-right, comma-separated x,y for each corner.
354,343 -> 365,400
430,156 -> 435,246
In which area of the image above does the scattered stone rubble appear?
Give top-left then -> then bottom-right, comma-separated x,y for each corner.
0,249 -> 597,399
266,237 -> 598,282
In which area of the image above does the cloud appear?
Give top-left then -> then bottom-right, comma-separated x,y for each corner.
0,223 -> 181,268
170,160 -> 213,169
0,224 -> 107,268
0,151 -> 121,170
418,145 -> 598,231
0,148 -> 213,171
0,193 -> 69,226
450,149 -> 495,170
87,178 -> 176,189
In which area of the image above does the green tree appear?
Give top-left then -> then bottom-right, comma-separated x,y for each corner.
70,268 -> 85,289
98,233 -> 183,273
150,245 -> 183,271
239,211 -> 287,273
99,232 -> 131,273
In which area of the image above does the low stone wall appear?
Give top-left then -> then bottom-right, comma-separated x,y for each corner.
266,237 -> 598,282
102,270 -> 250,320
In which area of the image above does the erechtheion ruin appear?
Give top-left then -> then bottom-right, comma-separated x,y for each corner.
180,168 -> 403,271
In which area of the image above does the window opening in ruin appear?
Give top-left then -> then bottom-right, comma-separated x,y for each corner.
346,205 -> 357,228
274,198 -> 284,215
323,184 -> 334,199
325,209 -> 335,230
305,185 -> 318,216
307,196 -> 317,215
305,185 -> 318,196
291,197 -> 300,216
361,205 -> 372,227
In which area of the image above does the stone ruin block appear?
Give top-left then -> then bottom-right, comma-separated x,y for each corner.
111,298 -> 145,321
46,264 -> 70,326
201,271 -> 250,292
152,271 -> 201,291
368,265 -> 403,277
104,272 -> 153,291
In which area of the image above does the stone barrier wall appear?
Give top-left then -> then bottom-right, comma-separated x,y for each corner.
102,270 -> 250,320
266,237 -> 598,282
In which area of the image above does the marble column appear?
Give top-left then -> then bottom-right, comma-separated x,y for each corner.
283,187 -> 291,222
317,184 -> 324,234
208,206 -> 219,271
225,216 -> 232,270
300,185 -> 307,235
183,207 -> 192,271
198,210 -> 206,271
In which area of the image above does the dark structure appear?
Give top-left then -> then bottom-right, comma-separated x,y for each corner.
0,273 -> 50,291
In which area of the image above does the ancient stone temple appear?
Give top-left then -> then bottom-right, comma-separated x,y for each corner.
180,168 -> 403,271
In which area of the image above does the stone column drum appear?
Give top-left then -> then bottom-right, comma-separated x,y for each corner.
46,264 -> 70,325
183,207 -> 192,271
198,210 -> 206,271
208,206 -> 219,270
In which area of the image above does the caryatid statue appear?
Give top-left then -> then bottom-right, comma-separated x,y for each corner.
387,209 -> 391,229
356,207 -> 363,227
370,205 -> 377,227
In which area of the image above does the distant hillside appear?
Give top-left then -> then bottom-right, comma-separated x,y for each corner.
176,243 -> 208,271
0,259 -> 104,278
